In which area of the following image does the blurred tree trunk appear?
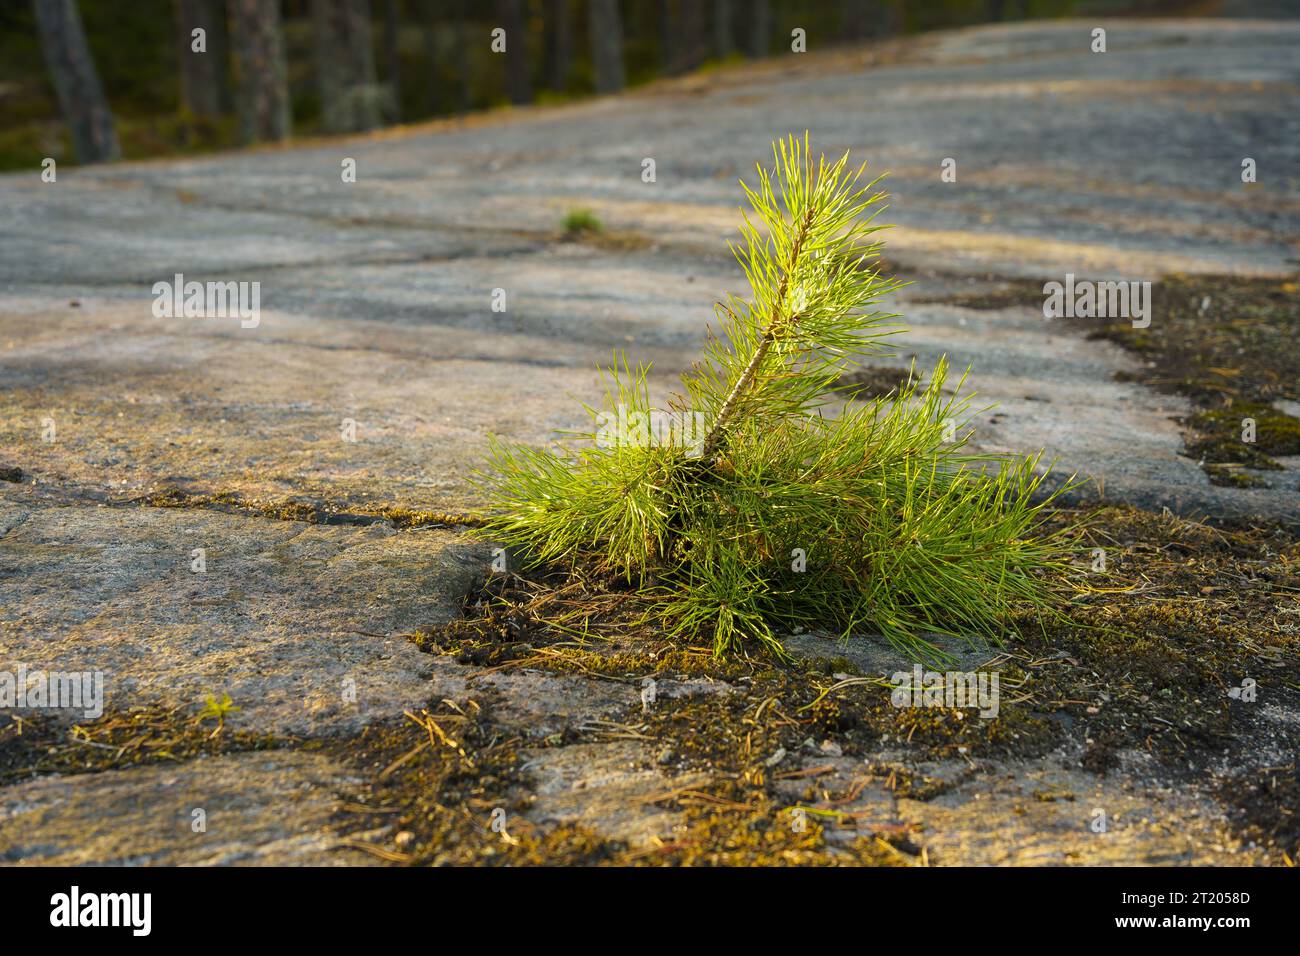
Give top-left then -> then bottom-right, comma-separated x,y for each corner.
212,0 -> 235,112
544,0 -> 571,91
676,0 -> 706,71
656,0 -> 673,74
456,0 -> 471,111
228,0 -> 291,142
32,0 -> 120,163
712,0 -> 732,58
655,0 -> 707,74
587,0 -> 624,94
991,0 -> 1029,20
311,0 -> 382,132
746,0 -> 770,58
883,0 -> 902,35
421,0 -> 440,113
174,0 -> 230,118
840,0 -> 870,41
383,0 -> 401,121
497,0 -> 531,104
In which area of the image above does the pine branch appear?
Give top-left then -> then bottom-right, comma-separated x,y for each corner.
700,200 -> 818,462
690,134 -> 899,458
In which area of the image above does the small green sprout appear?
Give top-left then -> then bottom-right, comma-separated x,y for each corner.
196,692 -> 241,736
560,207 -> 602,236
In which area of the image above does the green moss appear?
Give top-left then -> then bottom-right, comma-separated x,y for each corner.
560,207 -> 602,236
0,705 -> 285,784
1185,402 -> 1300,477
14,501 -> 1294,863
1093,276 -> 1299,486
397,502 -> 1299,861
137,486 -> 484,530
322,709 -> 629,866
919,274 -> 1300,489
1203,464 -> 1272,488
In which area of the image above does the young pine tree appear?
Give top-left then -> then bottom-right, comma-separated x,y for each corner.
475,134 -> 1071,662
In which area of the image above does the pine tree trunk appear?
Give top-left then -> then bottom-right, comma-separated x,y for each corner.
712,0 -> 732,58
544,0 -> 571,91
883,0 -> 903,35
383,0 -> 401,121
175,0 -> 228,118
213,0 -> 235,112
587,0 -> 624,93
228,0 -> 291,143
497,0 -> 531,105
841,0 -> 871,41
746,0 -> 770,58
312,0 -> 382,133
421,0 -> 440,114
32,0 -> 120,164
457,0 -> 471,112
676,0 -> 706,72
656,0 -> 674,74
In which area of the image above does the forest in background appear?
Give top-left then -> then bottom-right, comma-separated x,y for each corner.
4,0 -> 1195,171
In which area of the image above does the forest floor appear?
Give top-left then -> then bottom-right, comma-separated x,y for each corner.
1,17 -> 1297,865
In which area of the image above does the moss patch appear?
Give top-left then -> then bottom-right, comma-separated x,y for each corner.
325,704 -> 915,866
1184,401 -> 1300,480
322,706 -> 626,866
0,705 -> 285,785
137,486 -> 484,529
835,365 -> 920,401
1095,276 -> 1298,408
915,274 -> 1300,489
7,501 -> 1294,863
402,503 -> 1300,862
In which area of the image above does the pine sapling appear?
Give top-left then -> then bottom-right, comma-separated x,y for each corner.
474,134 -> 1073,662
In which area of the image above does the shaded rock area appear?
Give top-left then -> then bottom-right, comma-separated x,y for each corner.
783,629 -> 1001,676
2,17 -> 1298,865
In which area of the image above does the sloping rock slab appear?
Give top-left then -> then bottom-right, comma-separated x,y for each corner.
0,502 -> 484,736
0,751 -> 376,866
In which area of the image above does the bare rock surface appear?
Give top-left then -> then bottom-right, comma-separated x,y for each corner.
896,759 -> 1264,866
0,497 -> 484,736
782,629 -> 1001,676
767,754 -> 1264,865
521,740 -> 709,846
0,751 -> 375,866
0,18 -> 1296,864
472,671 -> 731,740
1,19 -> 1296,520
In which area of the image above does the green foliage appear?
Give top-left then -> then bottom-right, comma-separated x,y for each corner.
561,207 -> 603,235
196,692 -> 240,736
475,134 -> 1072,662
